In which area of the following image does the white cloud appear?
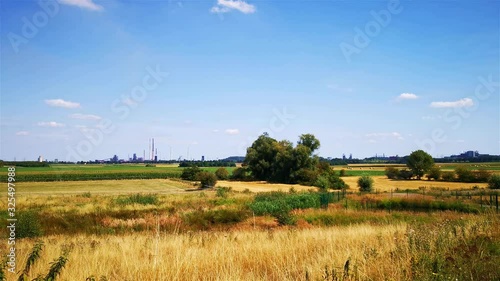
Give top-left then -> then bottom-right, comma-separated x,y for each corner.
59,0 -> 103,11
212,129 -> 220,133
210,0 -> 256,14
37,121 -> 65,128
16,131 -> 29,136
69,113 -> 101,120
365,132 -> 404,140
225,129 -> 240,135
430,98 -> 474,108
45,99 -> 80,109
397,93 -> 418,100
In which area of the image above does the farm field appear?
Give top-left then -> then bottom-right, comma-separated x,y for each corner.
2,163 -> 499,280
341,176 -> 489,192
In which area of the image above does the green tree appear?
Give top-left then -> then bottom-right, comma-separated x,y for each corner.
244,133 -> 278,181
215,167 -> 229,180
181,165 -> 202,181
488,174 -> 500,189
385,167 -> 399,179
297,134 -> 320,152
406,150 -> 434,180
231,167 -> 249,181
426,165 -> 441,181
197,171 -> 217,188
441,171 -> 455,182
455,166 -> 475,182
357,175 -> 374,192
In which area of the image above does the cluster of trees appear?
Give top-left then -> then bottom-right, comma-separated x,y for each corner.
180,166 -> 234,188
243,133 -> 347,190
385,150 -> 500,189
0,161 -> 49,167
179,161 -> 236,168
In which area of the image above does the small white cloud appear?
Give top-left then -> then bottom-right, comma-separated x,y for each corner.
397,93 -> 418,100
212,129 -> 220,133
210,0 -> 256,14
368,139 -> 377,143
59,0 -> 103,11
225,129 -> 239,135
37,121 -> 65,128
16,131 -> 29,136
69,113 -> 102,120
430,98 -> 473,108
45,99 -> 80,109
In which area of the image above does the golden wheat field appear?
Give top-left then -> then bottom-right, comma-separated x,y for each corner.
8,215 -> 498,281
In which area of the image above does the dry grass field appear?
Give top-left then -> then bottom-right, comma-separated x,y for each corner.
8,213 -> 499,281
341,176 -> 488,192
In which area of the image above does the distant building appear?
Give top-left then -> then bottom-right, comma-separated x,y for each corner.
38,156 -> 43,162
201,155 -> 205,161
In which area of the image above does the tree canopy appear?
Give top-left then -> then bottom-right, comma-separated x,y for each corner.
406,150 -> 434,180
244,133 -> 347,189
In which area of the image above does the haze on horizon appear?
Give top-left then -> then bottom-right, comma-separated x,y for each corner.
1,0 -> 499,162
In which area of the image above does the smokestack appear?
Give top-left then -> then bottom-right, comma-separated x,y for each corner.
148,139 -> 151,161
152,138 -> 155,161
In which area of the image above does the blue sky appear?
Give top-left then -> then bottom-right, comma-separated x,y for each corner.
1,0 -> 499,162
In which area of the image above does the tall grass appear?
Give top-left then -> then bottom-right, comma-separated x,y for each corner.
4,214 -> 497,280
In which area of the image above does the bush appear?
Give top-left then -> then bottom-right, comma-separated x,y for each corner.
216,186 -> 232,198
17,211 -> 43,238
441,171 -> 455,182
357,175 -> 374,192
426,165 -> 441,180
473,169 -> 491,183
215,167 -> 229,180
197,171 -> 217,188
230,167 -> 249,181
455,166 -> 475,182
385,167 -> 399,179
488,174 -> 500,189
339,169 -> 346,177
181,166 -> 202,181
397,169 -> 413,180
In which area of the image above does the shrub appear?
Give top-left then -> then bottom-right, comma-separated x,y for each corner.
216,186 -> 232,198
294,168 -> 319,186
230,167 -> 249,181
385,167 -> 399,179
198,171 -> 217,188
455,166 -> 475,182
473,169 -> 491,183
17,211 -> 43,238
181,166 -> 202,181
426,165 -> 441,180
215,167 -> 229,180
397,169 -> 413,180
339,169 -> 346,177
488,174 -> 500,189
357,175 -> 374,192
441,171 -> 455,182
